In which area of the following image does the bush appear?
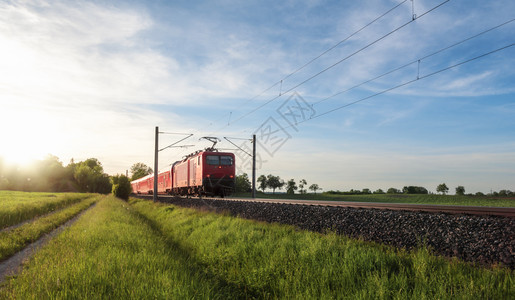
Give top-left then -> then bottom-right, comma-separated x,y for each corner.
112,175 -> 132,200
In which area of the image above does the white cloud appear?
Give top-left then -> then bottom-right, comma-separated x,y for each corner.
0,0 -> 196,109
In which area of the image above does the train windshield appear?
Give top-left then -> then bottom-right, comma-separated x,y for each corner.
206,155 -> 233,166
220,156 -> 233,166
206,156 -> 219,165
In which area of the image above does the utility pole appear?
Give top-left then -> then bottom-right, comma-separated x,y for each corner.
153,126 -> 158,202
152,128 -> 193,202
223,135 -> 257,198
252,134 -> 256,198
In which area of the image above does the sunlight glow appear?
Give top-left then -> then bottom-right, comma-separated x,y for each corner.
0,107 -> 65,166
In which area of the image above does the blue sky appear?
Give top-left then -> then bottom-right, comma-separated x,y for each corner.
0,0 -> 514,193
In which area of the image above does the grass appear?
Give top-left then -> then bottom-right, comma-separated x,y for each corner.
0,191 -> 92,229
129,198 -> 514,299
234,192 -> 515,207
0,195 -> 97,262
0,196 -> 254,299
1,196 -> 512,298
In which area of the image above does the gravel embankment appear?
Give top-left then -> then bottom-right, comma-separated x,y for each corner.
160,197 -> 514,268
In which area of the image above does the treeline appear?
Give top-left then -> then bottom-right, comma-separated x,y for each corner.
326,187 -> 427,195
326,184 -> 515,197
235,173 -> 321,194
0,155 -> 134,200
0,155 -> 111,193
235,174 -> 514,197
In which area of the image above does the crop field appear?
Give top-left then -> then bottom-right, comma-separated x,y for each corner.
1,194 -> 513,299
0,195 -> 98,262
235,192 -> 515,207
0,191 -> 93,229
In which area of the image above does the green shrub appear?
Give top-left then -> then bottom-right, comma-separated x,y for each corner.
111,175 -> 131,200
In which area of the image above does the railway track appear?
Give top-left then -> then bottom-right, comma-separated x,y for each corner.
132,194 -> 515,218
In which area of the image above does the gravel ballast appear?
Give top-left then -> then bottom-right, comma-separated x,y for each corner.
159,197 -> 514,269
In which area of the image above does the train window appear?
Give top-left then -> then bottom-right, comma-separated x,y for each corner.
206,155 -> 219,165
198,156 -> 200,165
220,156 -> 233,166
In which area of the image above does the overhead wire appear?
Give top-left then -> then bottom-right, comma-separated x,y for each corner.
193,0 -> 410,137
312,17 -> 515,106
228,0 -> 451,126
282,42 -> 515,130
235,0 -> 408,111
279,0 -> 409,84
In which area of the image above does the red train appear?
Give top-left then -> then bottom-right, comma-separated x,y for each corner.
131,150 -> 235,197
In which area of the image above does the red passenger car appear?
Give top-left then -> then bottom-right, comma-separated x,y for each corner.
130,174 -> 154,195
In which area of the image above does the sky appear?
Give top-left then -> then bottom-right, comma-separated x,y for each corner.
0,0 -> 514,194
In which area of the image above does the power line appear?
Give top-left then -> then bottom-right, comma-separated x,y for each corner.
285,42 -> 514,129
235,0 -> 408,111
280,0 -> 409,84
312,17 -> 515,106
194,0 -> 410,136
228,0 -> 451,126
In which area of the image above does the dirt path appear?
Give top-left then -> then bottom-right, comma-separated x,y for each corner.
0,203 -> 96,283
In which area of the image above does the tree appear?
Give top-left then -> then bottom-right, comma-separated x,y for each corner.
362,188 -> 371,194
112,174 -> 132,200
73,158 -> 112,194
266,174 -> 284,194
455,185 -> 465,196
309,183 -> 321,194
374,189 -> 385,194
130,163 -> 153,181
235,173 -> 251,193
286,179 -> 297,194
498,190 -> 513,197
257,175 -> 267,193
403,186 -> 428,194
387,187 -> 401,194
298,179 -> 307,194
436,183 -> 449,195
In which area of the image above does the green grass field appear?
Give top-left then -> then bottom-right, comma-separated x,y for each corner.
0,195 -> 251,299
234,192 -> 515,207
0,191 -> 92,229
2,196 -> 512,299
0,195 -> 98,262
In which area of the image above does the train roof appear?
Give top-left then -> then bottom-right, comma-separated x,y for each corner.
180,149 -> 234,162
130,173 -> 153,184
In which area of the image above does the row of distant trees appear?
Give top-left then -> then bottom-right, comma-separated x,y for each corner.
325,187 -> 429,195
326,184 -> 515,197
0,155 -> 112,193
234,173 -> 514,197
235,173 -> 321,194
0,155 -> 151,200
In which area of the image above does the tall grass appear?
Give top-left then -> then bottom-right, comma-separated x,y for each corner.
0,191 -> 92,229
2,197 -> 512,298
0,195 -> 97,262
129,198 -> 514,299
0,196 -> 253,299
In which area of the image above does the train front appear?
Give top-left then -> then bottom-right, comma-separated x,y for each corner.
201,151 -> 235,196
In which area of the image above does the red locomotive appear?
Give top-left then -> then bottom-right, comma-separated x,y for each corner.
131,150 -> 235,197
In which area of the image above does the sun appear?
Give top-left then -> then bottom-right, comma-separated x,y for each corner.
0,107 -> 64,167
